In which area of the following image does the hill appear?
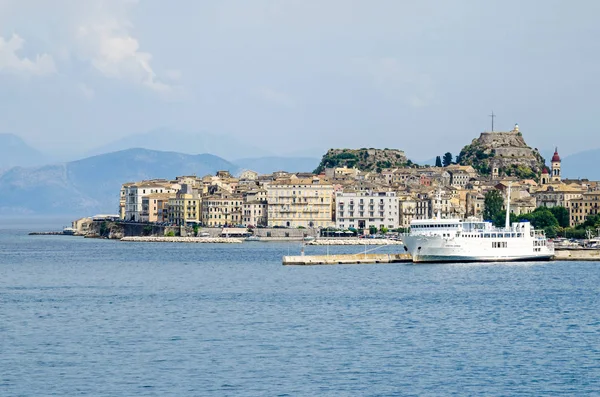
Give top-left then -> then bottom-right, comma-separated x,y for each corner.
86,128 -> 272,160
235,156 -> 319,174
0,133 -> 49,168
457,125 -> 545,179
314,148 -> 410,174
0,149 -> 239,216
562,148 -> 600,180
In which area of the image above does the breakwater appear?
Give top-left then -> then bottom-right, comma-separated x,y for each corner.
308,238 -> 402,246
283,253 -> 411,265
28,231 -> 66,236
120,236 -> 243,243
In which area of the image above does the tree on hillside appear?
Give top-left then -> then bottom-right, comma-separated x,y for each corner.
443,152 -> 453,167
549,206 -> 570,228
483,190 -> 504,221
435,156 -> 442,167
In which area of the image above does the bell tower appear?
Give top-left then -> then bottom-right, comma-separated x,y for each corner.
540,167 -> 549,185
551,147 -> 561,182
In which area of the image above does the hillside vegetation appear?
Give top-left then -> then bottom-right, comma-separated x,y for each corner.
314,148 -> 411,174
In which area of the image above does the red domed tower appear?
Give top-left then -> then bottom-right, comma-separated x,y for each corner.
551,147 -> 561,182
540,166 -> 550,185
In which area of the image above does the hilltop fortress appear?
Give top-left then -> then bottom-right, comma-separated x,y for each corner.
458,124 -> 546,179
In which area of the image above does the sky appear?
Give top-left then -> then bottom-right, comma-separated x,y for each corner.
1,0 -> 599,161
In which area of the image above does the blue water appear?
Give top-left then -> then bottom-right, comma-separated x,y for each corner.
1,224 -> 600,396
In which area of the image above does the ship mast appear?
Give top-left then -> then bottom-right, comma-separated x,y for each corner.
505,182 -> 512,230
435,188 -> 442,219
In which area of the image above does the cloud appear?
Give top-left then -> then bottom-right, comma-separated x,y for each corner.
74,5 -> 171,93
0,0 -> 172,93
257,87 -> 296,108
165,69 -> 182,81
0,34 -> 56,76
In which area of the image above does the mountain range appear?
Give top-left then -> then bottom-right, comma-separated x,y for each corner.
1,131 -> 599,216
85,128 -> 273,160
0,134 -> 50,169
0,149 -> 239,216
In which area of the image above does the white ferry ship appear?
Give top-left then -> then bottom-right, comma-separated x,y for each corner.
403,186 -> 554,263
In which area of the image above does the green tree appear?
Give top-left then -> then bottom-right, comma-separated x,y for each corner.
443,152 -> 453,167
492,211 -> 519,228
369,225 -> 378,235
577,214 -> 600,230
435,156 -> 442,167
380,226 -> 389,234
483,190 -> 504,221
549,206 -> 570,228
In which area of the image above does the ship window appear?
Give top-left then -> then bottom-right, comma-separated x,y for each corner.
484,234 -> 490,238
517,233 -> 522,237
491,234 -> 497,238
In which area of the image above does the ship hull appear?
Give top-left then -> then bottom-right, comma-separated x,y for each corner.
403,235 -> 554,263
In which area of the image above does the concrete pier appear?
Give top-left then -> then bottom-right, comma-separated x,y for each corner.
554,249 -> 600,261
283,253 -> 412,265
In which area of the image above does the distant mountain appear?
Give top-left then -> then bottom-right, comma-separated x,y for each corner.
234,156 -> 320,174
562,149 -> 600,180
0,133 -> 49,168
86,128 -> 272,160
0,148 -> 239,216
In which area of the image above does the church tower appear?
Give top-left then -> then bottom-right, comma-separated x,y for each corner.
540,167 -> 549,185
551,147 -> 561,182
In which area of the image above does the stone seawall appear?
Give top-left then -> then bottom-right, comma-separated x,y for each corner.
120,236 -> 243,243
308,239 -> 402,246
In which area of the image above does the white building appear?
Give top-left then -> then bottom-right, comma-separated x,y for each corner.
123,181 -> 179,222
335,191 -> 399,231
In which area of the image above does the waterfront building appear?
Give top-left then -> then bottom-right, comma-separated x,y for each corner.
568,190 -> 600,227
266,176 -> 334,228
123,180 -> 179,222
242,189 -> 268,227
398,195 -> 417,228
201,193 -> 244,227
167,184 -> 201,226
335,191 -> 399,231
532,183 -> 584,209
141,193 -> 173,223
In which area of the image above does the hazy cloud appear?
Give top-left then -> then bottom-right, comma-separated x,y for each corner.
0,34 -> 56,76
257,87 -> 296,109
78,83 -> 95,100
354,57 -> 435,107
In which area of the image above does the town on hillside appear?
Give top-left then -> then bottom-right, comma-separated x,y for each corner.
72,125 -> 600,239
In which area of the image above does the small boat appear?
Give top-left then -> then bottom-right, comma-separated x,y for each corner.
245,235 -> 261,242
62,227 -> 76,235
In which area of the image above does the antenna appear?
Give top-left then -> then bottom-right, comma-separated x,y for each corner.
489,111 -> 496,132
505,182 -> 512,230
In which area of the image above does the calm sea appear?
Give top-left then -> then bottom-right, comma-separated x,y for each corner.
1,221 -> 599,396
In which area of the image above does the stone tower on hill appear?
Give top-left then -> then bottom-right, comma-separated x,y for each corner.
457,124 -> 546,180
